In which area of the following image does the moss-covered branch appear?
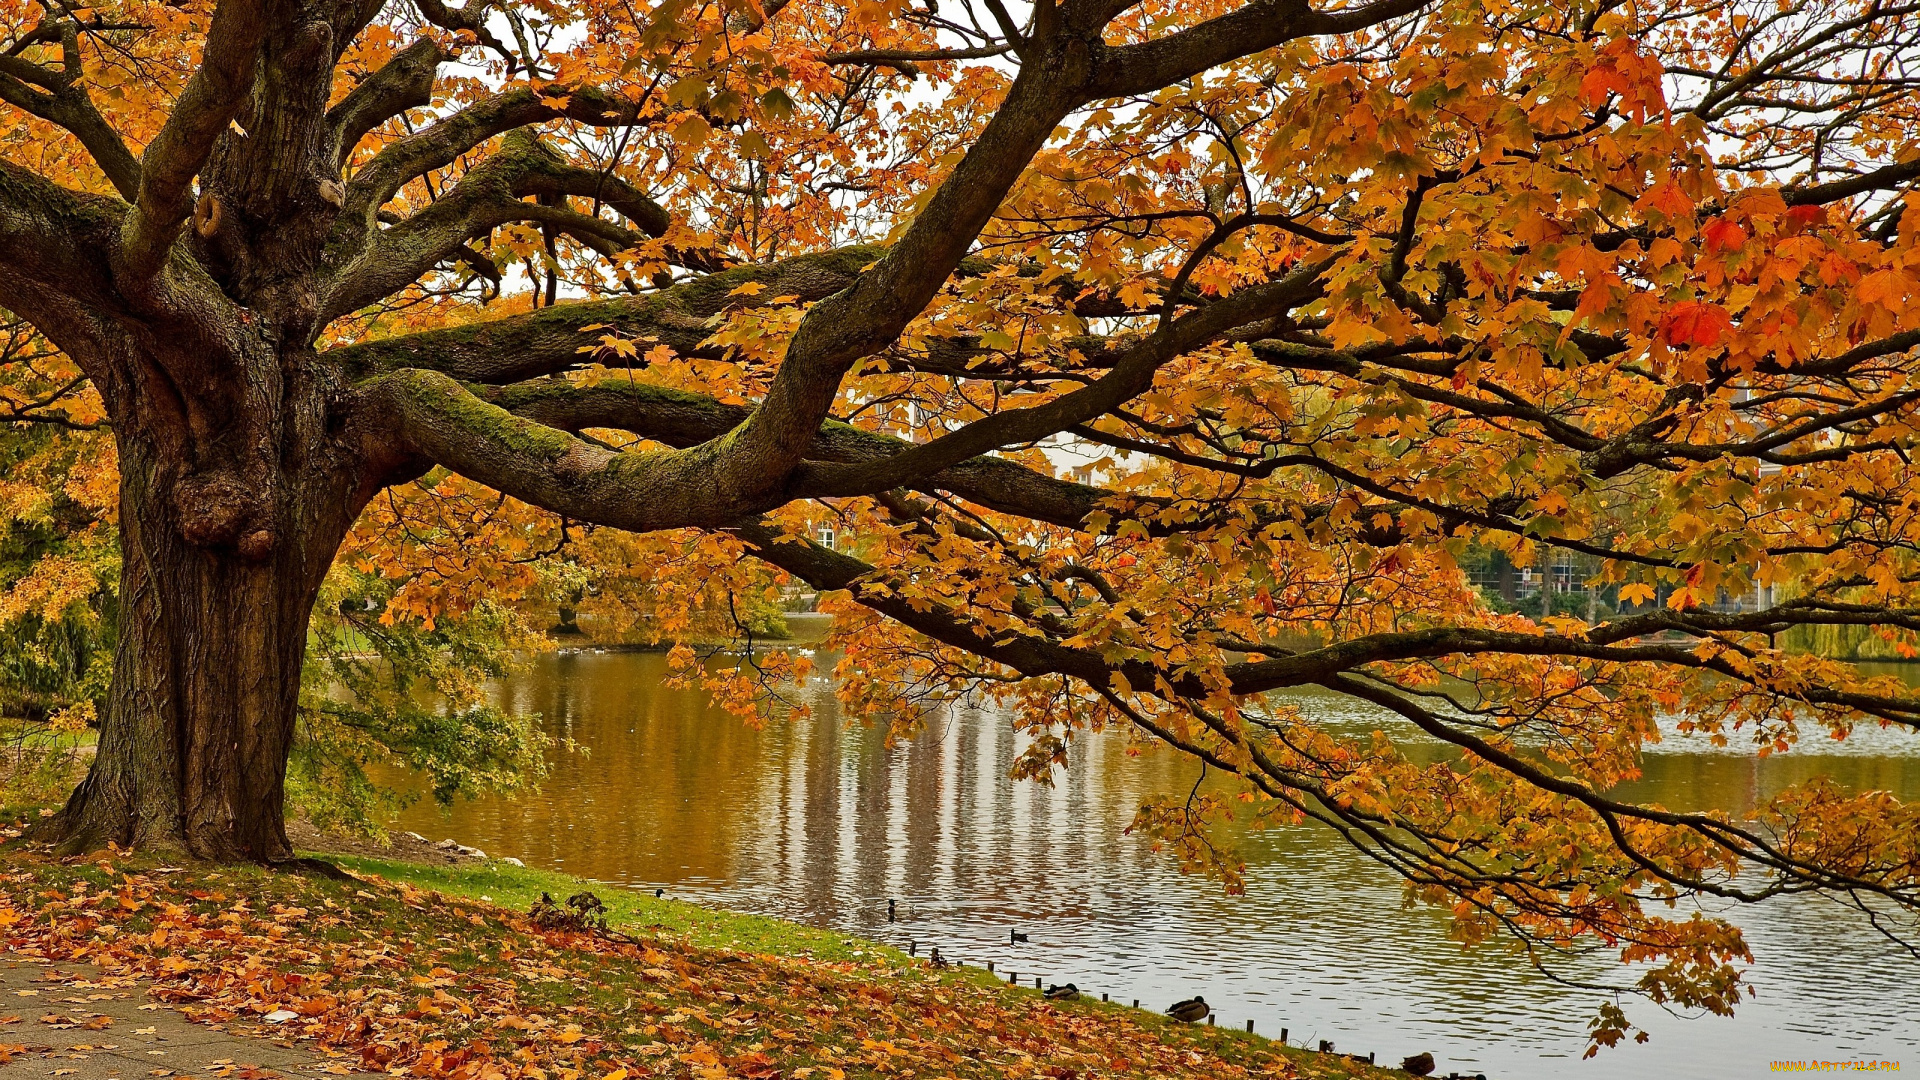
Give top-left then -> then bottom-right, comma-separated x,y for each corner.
322,131 -> 683,322
330,245 -> 883,383
372,367 -> 798,531
490,378 -> 1114,529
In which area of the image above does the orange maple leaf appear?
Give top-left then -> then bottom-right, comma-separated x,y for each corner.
1635,179 -> 1694,220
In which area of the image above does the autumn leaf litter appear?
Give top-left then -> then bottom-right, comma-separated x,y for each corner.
0,850 -> 1394,1080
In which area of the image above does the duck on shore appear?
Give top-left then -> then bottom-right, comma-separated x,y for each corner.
1401,1052 -> 1435,1076
1165,996 -> 1209,1022
1043,983 -> 1079,1001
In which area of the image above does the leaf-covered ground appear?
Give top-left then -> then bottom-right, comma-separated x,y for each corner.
0,845 -> 1403,1080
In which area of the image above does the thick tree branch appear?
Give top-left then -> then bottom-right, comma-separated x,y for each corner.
1088,0 -> 1430,98
329,37 -> 447,170
371,362 -> 1207,538
507,140 -> 670,236
490,379 -> 1114,529
337,83 -> 657,228
372,367 -> 795,530
328,242 -> 1160,383
351,244 -> 1330,531
119,0 -> 269,281
0,159 -> 132,368
656,2 -> 1431,514
330,246 -> 878,380
324,131 -> 672,320
1785,157 -> 1920,206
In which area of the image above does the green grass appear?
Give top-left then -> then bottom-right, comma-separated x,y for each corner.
316,853 -> 924,968
0,721 -> 99,749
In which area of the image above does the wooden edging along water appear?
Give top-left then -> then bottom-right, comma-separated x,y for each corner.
904,935 -> 1397,1067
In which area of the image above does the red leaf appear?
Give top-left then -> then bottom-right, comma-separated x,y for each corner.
1701,218 -> 1747,254
1659,301 -> 1732,348
1785,205 -> 1825,229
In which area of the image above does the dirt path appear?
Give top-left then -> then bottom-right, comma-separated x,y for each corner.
0,957 -> 365,1080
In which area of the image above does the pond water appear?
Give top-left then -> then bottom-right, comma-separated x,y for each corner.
392,628 -> 1920,1079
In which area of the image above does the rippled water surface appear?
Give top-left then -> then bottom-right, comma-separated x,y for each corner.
392,631 -> 1920,1079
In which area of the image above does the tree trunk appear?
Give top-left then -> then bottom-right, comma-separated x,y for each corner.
34,345 -> 374,862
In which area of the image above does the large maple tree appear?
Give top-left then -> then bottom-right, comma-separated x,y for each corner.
4,0 -> 1920,1037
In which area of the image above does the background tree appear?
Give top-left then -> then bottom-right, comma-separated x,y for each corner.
0,320 -> 113,799
5,0 -> 1920,1047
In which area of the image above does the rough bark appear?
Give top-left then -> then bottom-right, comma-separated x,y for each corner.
36,344 -> 377,860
